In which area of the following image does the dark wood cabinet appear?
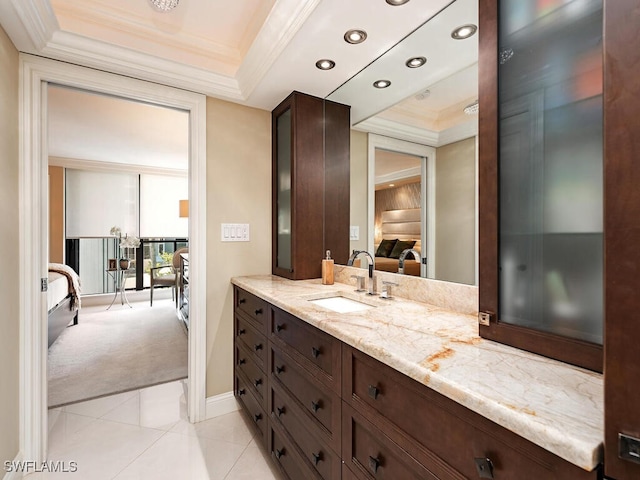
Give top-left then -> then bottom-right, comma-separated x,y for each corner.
479,2 -> 640,476
272,91 -> 350,280
233,285 -> 599,479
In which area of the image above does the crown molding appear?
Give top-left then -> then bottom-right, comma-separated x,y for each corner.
376,166 -> 422,186
235,0 -> 321,98
355,115 -> 478,148
355,116 -> 439,146
49,156 -> 188,176
0,0 -> 58,51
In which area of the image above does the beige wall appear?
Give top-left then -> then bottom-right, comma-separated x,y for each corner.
435,137 -> 476,285
49,166 -> 65,263
0,24 -> 20,467
205,98 -> 272,396
349,130 -> 368,252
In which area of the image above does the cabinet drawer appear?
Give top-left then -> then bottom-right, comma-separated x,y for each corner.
234,287 -> 269,334
271,384 -> 341,480
344,346 -> 598,480
270,424 -> 319,480
272,346 -> 341,441
235,343 -> 267,408
271,307 -> 341,391
235,374 -> 267,447
343,403 -> 438,480
235,314 -> 267,370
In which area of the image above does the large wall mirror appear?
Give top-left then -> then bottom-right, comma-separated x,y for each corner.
327,0 -> 478,285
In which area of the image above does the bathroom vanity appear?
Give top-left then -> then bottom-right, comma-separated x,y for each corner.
232,270 -> 602,479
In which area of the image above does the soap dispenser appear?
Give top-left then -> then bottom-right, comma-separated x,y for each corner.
322,250 -> 334,285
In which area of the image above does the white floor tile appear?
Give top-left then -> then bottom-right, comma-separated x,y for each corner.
113,432 -> 246,480
170,410 -> 255,447
48,411 -> 97,440
101,381 -> 185,430
42,419 -> 164,480
223,444 -> 280,480
60,389 -> 138,419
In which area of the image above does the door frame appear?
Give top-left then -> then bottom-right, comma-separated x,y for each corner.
19,54 -> 208,462
367,134 -> 436,278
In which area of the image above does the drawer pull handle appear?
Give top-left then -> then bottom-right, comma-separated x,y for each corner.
238,329 -> 246,335
237,388 -> 246,396
474,457 -> 494,479
275,323 -> 285,332
238,358 -> 246,365
254,413 -> 262,422
276,406 -> 285,417
255,308 -> 263,315
311,400 -> 321,413
368,385 -> 380,400
254,378 -> 262,387
368,456 -> 381,473
275,448 -> 285,459
311,347 -> 321,358
239,298 -> 246,304
312,451 -> 323,466
254,343 -> 263,351
275,365 -> 285,375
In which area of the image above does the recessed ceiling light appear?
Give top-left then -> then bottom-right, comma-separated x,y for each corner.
386,0 -> 410,5
463,100 -> 479,115
373,80 -> 391,89
389,183 -> 395,187
451,24 -> 477,40
344,29 -> 368,44
405,56 -> 427,68
315,59 -> 336,70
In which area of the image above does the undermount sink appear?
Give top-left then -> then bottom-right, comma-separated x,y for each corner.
307,293 -> 375,313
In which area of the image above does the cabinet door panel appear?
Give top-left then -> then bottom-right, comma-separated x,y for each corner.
235,374 -> 267,447
235,314 -> 267,370
235,343 -> 267,408
271,424 -> 319,480
235,287 -> 269,334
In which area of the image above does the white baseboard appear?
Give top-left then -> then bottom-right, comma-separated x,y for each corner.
2,451 -> 24,480
205,391 -> 239,420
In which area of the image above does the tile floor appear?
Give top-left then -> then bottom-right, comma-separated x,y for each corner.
26,381 -> 281,479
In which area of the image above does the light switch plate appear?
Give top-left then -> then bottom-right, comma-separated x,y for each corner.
221,223 -> 250,242
350,226 -> 360,241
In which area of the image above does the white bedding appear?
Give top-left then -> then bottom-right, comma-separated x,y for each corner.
47,271 -> 69,312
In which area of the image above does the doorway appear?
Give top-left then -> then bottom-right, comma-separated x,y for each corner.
19,54 -> 207,462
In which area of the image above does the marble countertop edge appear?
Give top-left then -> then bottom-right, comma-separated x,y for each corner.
231,275 -> 603,471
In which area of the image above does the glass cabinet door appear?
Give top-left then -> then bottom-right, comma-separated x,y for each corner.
498,0 -> 603,344
275,108 -> 292,271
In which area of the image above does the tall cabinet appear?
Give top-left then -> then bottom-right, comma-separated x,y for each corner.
272,91 -> 350,280
479,1 -> 640,478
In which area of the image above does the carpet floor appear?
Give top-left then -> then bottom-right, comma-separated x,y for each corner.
48,299 -> 188,408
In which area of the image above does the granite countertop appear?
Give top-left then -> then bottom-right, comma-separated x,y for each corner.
231,274 -> 604,471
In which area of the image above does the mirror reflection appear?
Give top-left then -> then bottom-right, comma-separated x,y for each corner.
327,0 -> 478,285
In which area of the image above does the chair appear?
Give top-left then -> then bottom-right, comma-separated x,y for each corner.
149,247 -> 188,306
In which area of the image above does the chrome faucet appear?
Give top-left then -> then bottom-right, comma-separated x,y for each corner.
398,248 -> 421,275
347,250 -> 377,295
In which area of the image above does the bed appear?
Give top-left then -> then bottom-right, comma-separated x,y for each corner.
48,263 -> 81,347
373,208 -> 422,276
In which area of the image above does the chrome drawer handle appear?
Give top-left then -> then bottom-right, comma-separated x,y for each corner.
276,406 -> 285,417
238,358 -> 246,365
275,448 -> 285,459
311,347 -> 321,358
238,328 -> 246,335
368,385 -> 380,400
275,365 -> 285,375
311,400 -> 321,413
255,308 -> 263,315
237,388 -> 245,396
239,298 -> 246,304
312,451 -> 323,466
275,323 -> 285,332
254,413 -> 262,422
254,378 -> 262,387
254,343 -> 263,351
368,456 -> 381,473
